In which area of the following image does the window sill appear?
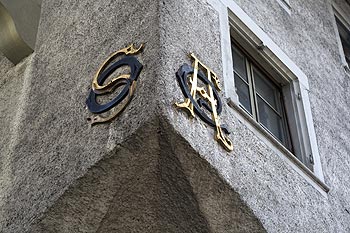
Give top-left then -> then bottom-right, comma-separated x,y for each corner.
227,98 -> 330,196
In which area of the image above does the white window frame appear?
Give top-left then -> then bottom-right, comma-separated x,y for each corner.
331,2 -> 350,73
207,0 -> 329,196
231,42 -> 293,151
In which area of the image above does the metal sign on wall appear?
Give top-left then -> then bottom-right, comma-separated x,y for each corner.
86,43 -> 143,126
175,53 -> 233,151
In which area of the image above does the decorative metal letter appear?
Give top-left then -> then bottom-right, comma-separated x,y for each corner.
86,43 -> 143,126
175,53 -> 233,151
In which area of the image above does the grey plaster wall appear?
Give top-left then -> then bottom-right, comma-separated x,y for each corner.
0,0 -> 349,232
29,119 -> 265,233
0,0 -> 161,232
223,0 -> 350,231
0,54 -> 32,160
0,53 -> 13,77
0,53 -> 31,191
158,0 -> 350,232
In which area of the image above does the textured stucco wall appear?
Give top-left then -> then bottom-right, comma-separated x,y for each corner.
0,0 -> 349,232
159,0 -> 350,232
0,0 -> 161,232
0,53 -> 33,230
0,53 -> 13,76
217,0 -> 350,231
0,53 -> 31,180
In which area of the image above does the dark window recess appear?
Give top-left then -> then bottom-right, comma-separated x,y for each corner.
336,17 -> 350,66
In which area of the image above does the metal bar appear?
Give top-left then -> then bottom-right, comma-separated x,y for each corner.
256,93 -> 282,118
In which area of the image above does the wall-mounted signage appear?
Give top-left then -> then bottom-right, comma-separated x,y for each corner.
86,43 -> 143,126
175,53 -> 233,151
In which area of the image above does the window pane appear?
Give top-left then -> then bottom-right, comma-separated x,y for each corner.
257,96 -> 285,144
253,67 -> 279,111
231,45 -> 248,82
234,74 -> 252,114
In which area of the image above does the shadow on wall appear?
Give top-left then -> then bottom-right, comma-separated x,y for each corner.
29,118 -> 266,233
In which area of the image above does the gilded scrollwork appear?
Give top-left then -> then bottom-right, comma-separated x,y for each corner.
175,53 -> 233,151
86,44 -> 144,126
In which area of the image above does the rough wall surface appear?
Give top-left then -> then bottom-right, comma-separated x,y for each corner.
214,0 -> 350,231
0,0 -> 349,232
159,0 -> 350,232
1,0 -> 161,232
0,53 -> 13,77
0,54 -> 33,211
29,119 -> 266,233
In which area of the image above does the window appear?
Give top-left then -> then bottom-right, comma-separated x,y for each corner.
231,42 -> 292,151
229,22 -> 315,169
335,16 -> 350,67
332,3 -> 350,70
207,0 -> 328,194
